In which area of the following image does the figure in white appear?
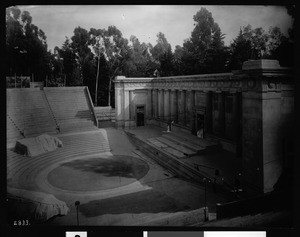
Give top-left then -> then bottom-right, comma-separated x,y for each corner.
197,124 -> 204,138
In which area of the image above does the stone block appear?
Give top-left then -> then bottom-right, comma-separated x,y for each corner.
242,59 -> 280,71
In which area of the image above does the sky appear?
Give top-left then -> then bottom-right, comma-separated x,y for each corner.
17,5 -> 293,52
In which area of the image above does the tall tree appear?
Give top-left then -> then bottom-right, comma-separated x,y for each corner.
151,32 -> 173,76
55,38 -> 82,86
181,7 -> 228,74
123,36 -> 156,77
6,6 -> 50,80
89,25 -> 130,106
228,25 -> 270,70
71,26 -> 94,87
227,28 -> 252,70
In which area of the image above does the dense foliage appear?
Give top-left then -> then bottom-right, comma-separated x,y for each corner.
6,6 -> 294,106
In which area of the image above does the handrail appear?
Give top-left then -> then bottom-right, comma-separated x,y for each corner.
84,86 -> 98,127
7,114 -> 25,138
42,90 -> 60,133
101,111 -> 113,121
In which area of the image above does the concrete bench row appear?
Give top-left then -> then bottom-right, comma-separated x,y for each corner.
7,87 -> 96,141
7,131 -> 111,191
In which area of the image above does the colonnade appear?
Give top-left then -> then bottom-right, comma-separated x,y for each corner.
147,88 -> 241,142
148,88 -> 199,128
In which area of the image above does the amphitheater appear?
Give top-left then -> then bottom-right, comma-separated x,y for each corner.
6,60 -> 294,227
6,86 -> 221,226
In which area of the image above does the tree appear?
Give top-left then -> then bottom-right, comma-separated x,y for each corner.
173,45 -> 185,75
227,28 -> 253,70
56,38 -> 82,86
228,22 -> 294,70
151,32 -> 173,76
71,26 -> 94,87
204,26 -> 230,73
274,5 -> 295,67
266,26 -> 285,58
228,25 -> 270,70
123,35 -> 156,77
180,7 -> 228,74
6,6 -> 50,80
89,26 -> 130,106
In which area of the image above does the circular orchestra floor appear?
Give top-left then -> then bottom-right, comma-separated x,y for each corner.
47,155 -> 150,192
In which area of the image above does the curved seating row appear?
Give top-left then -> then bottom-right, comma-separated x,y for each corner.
7,130 -> 111,192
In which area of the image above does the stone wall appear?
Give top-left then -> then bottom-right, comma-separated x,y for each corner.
114,60 -> 294,194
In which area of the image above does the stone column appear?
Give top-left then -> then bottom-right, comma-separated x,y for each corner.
183,90 -> 187,126
213,91 -> 225,136
231,92 -> 239,141
187,90 -> 195,129
114,83 -> 124,128
147,89 -> 152,119
170,90 -> 177,123
164,89 -> 170,121
155,89 -> 159,119
158,89 -> 164,119
162,89 -> 165,120
178,90 -> 186,125
219,92 -> 226,136
168,89 -> 172,121
129,90 -> 133,120
205,91 -> 213,133
188,90 -> 195,129
151,89 -> 155,118
124,90 -> 130,127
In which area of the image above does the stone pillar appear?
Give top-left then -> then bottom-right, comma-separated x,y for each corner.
170,90 -> 177,123
219,92 -> 226,136
162,89 -> 165,120
225,92 -> 235,140
151,89 -> 155,118
153,89 -> 157,118
129,90 -> 134,120
155,89 -> 159,118
186,90 -> 195,129
241,59 -> 294,194
123,90 -> 130,128
178,90 -> 186,125
168,89 -> 172,121
164,89 -> 170,121
205,91 -> 213,133
114,82 -> 124,128
158,89 -> 164,119
232,92 -> 240,141
212,91 -> 225,136
147,89 -> 152,119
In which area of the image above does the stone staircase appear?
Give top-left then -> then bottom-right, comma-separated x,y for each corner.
126,131 -> 214,184
94,106 -> 115,128
44,87 -> 96,132
163,131 -> 221,153
146,131 -> 221,159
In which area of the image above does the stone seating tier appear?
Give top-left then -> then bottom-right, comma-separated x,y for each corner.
7,87 -> 96,142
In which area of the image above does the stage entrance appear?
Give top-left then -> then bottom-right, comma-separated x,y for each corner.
136,105 -> 145,127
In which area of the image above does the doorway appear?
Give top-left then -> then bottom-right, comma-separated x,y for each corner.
136,105 -> 145,127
